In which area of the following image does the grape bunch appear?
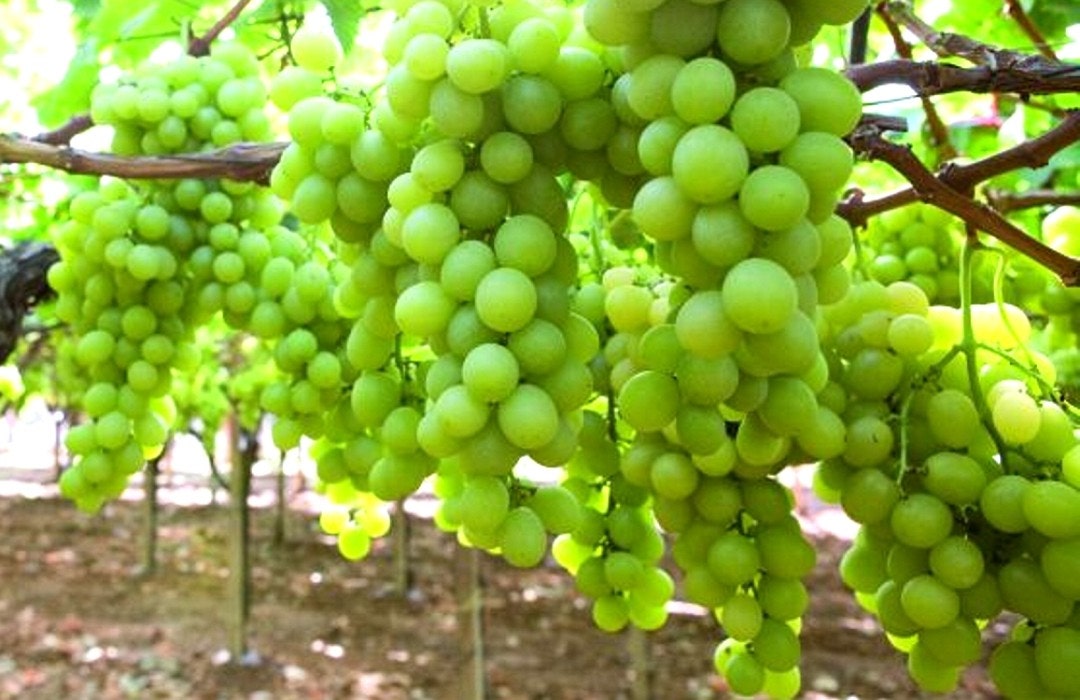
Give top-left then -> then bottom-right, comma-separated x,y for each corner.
48,42 -> 356,511
860,204 -> 963,304
818,277 -> 1080,696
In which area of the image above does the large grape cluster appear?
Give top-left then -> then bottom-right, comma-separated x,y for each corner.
819,277 -> 1080,696
254,0 -> 885,694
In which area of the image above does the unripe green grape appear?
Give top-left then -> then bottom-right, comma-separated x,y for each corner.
269,66 -> 323,111
731,88 -> 800,153
647,0 -> 718,56
395,280 -> 457,338
671,125 -> 748,204
480,131 -> 534,184
632,175 -> 696,242
780,67 -> 863,136
890,493 -> 954,549
497,383 -> 559,449
721,258 -> 797,334
721,593 -> 763,641
716,0 -> 791,65
1022,480 -> 1080,539
923,452 -> 986,506
500,507 -> 548,567
738,165 -> 809,232
291,24 -> 342,73
626,54 -> 684,121
475,267 -> 537,333
592,594 -> 630,633
928,536 -> 984,590
501,75 -> 562,134
507,18 -> 561,74
445,39 -> 509,94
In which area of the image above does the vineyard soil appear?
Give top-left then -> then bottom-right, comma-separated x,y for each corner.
0,475 -> 999,699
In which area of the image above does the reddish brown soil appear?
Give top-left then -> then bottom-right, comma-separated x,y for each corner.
0,481 -> 998,699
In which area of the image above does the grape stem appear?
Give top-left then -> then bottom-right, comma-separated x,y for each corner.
985,188 -> 1080,213
31,115 -> 93,147
845,57 -> 1080,97
873,3 -> 955,162
843,117 -> 1080,286
0,135 -> 286,184
188,0 -> 255,57
958,236 -> 1012,472
1003,0 -> 1058,61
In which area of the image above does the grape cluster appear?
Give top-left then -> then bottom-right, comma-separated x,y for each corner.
819,278 -> 1080,696
577,0 -> 869,692
48,43 -> 355,511
861,204 -> 962,304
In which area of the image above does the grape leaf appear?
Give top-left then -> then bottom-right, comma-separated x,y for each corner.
30,39 -> 101,128
319,0 -> 366,54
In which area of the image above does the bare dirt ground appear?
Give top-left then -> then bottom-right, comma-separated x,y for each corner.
0,471 -> 999,700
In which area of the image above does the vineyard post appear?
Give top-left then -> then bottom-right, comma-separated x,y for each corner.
391,499 -> 413,596
272,447 -> 287,548
140,452 -> 160,577
225,410 -> 253,661
455,546 -> 485,699
627,625 -> 652,699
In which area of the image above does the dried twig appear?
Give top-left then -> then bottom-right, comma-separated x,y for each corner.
0,135 -> 286,184
845,57 -> 1080,97
31,115 -> 94,147
986,188 -> 1080,213
874,2 -> 955,161
1003,0 -> 1057,61
188,0 -> 255,56
848,126 -> 1080,285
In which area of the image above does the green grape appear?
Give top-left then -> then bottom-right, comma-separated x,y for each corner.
721,258 -> 797,334
1034,626 -> 1080,695
1022,480 -> 1080,539
991,389 -> 1042,445
671,125 -> 748,204
998,558 -> 1073,625
990,641 -> 1048,699
927,536 -> 984,590
780,67 -> 863,137
925,388 -> 980,448
738,165 -> 810,232
1040,537 -> 1080,599
716,0 -> 791,65
707,530 -> 761,586
462,343 -> 520,402
890,493 -> 953,549
499,507 -> 548,567
291,24 -> 342,73
269,66 -> 323,111
721,593 -> 763,641
507,18 -> 561,74
670,57 -> 736,125
900,574 -> 960,629
649,451 -> 699,500
497,383 -> 559,449
475,267 -> 537,333
617,370 -> 679,432
395,280 -> 457,338
446,39 -> 509,94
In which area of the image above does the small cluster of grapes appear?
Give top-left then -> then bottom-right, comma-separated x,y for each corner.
819,278 -> 1080,696
49,43 -> 358,512
860,204 -> 962,304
